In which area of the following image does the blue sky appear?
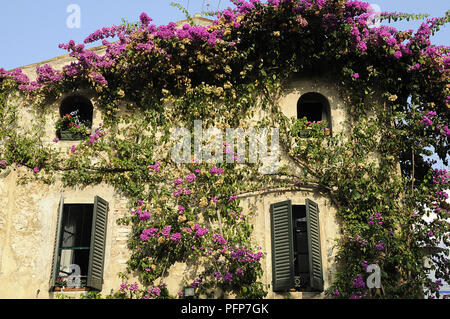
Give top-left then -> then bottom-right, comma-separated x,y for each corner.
0,0 -> 448,70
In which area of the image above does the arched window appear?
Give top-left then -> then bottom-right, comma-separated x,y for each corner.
297,92 -> 331,134
57,95 -> 93,140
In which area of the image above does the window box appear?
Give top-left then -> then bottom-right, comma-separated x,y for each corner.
58,130 -> 85,141
296,127 -> 330,138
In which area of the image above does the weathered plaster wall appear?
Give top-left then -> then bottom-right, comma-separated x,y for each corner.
0,167 -> 132,298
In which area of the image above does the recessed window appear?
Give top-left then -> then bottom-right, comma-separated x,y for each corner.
297,92 -> 331,133
270,199 -> 324,293
50,196 -> 109,292
56,95 -> 93,141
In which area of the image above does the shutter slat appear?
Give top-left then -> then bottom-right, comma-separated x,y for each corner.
271,200 -> 294,292
306,198 -> 324,292
87,196 -> 109,291
95,220 -> 106,228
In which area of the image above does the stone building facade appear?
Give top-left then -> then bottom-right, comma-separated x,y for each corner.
0,16 -> 349,299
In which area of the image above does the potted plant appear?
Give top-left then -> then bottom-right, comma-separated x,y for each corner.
56,110 -> 91,140
293,118 -> 331,138
54,276 -> 68,291
54,276 -> 88,292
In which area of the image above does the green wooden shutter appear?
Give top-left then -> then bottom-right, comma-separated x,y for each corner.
87,196 -> 109,291
49,195 -> 64,291
306,198 -> 324,292
270,200 -> 294,292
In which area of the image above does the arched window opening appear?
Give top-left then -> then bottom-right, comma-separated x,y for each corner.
297,93 -> 331,135
57,95 -> 93,140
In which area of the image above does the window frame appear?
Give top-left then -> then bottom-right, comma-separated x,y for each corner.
297,92 -> 332,136
49,195 -> 108,292
57,94 -> 94,141
56,204 -> 93,289
270,199 -> 324,293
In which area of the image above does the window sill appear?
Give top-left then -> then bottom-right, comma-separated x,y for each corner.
54,287 -> 88,292
273,290 -> 323,299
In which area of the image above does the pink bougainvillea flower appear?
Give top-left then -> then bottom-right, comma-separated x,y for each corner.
120,283 -> 128,290
129,282 -> 139,292
140,12 -> 152,27
209,166 -> 224,175
185,173 -> 196,183
174,178 -> 184,186
171,232 -> 181,243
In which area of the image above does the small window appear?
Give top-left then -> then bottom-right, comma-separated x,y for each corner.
57,95 -> 93,141
270,199 -> 323,293
49,196 -> 109,292
297,92 -> 331,134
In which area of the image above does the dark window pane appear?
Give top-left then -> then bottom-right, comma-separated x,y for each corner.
298,102 -> 323,122
292,205 -> 310,290
61,204 -> 93,248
